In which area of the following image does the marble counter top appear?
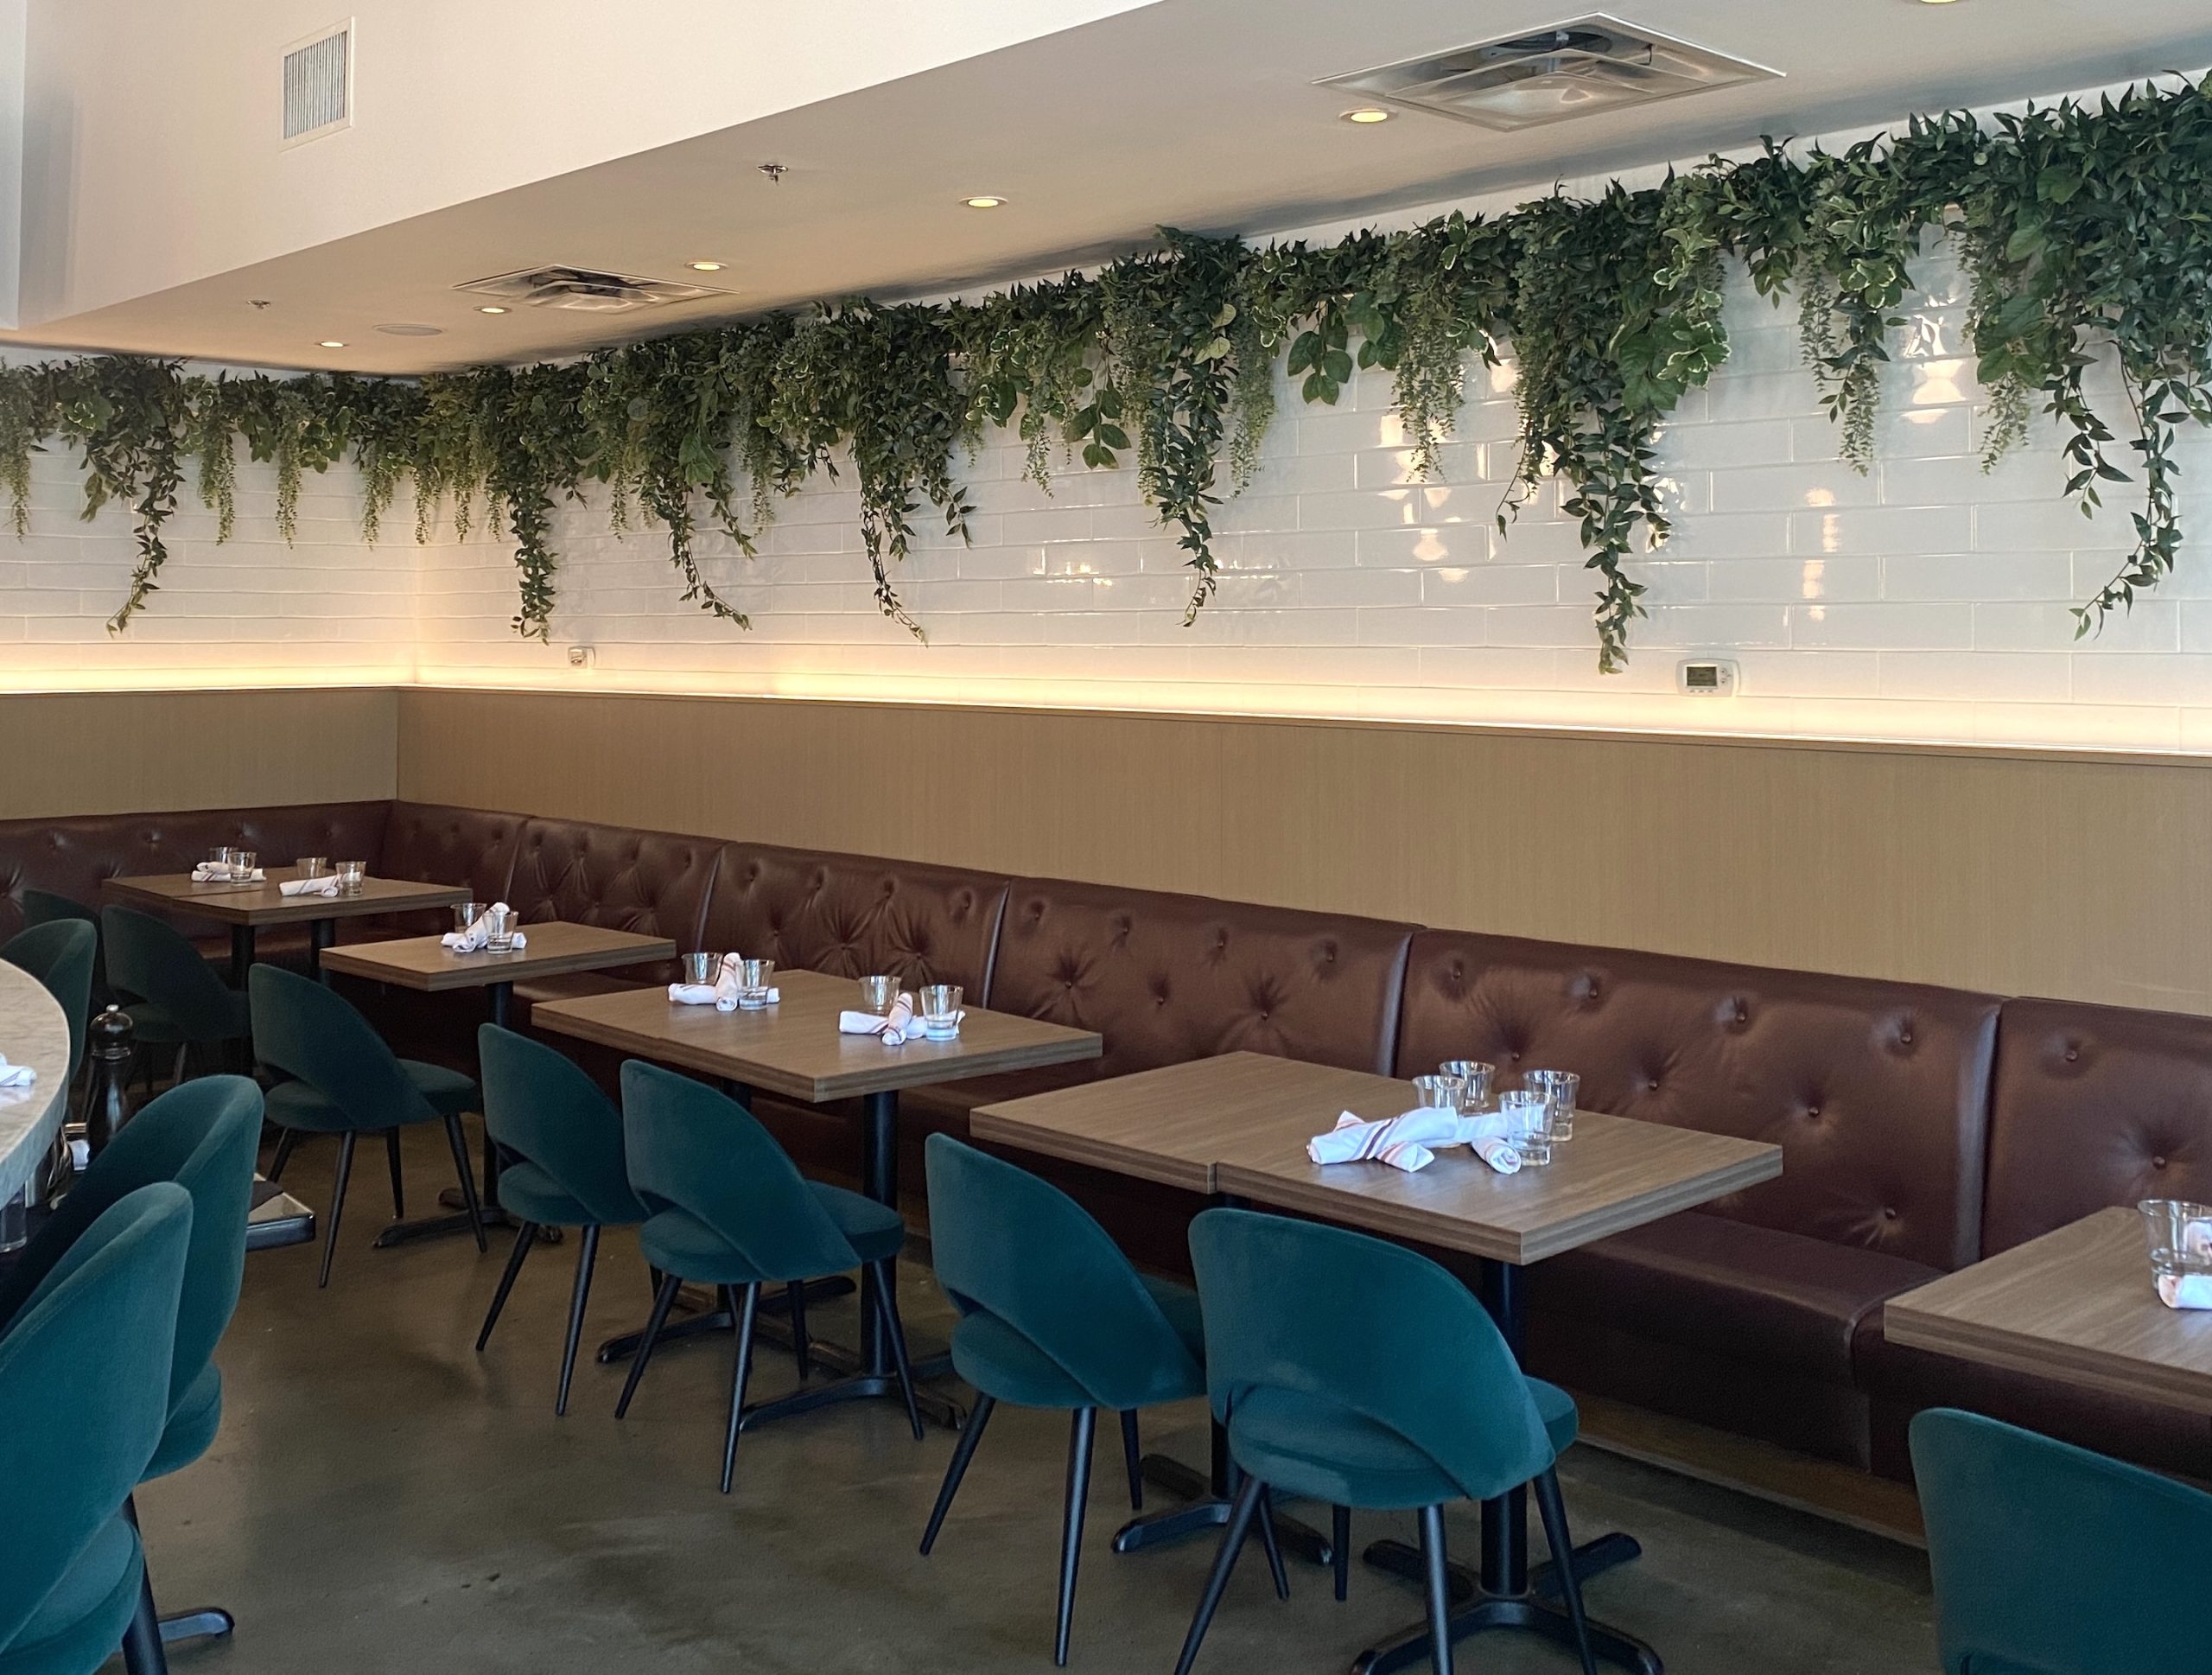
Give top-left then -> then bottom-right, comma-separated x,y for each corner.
0,961 -> 72,1209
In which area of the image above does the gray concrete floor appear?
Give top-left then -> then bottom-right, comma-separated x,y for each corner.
137,1124 -> 1940,1674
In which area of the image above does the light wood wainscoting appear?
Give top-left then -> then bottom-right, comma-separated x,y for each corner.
397,687 -> 2212,1016
0,687 -> 399,819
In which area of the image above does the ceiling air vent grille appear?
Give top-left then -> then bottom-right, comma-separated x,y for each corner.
1319,14 -> 1777,132
454,265 -> 731,314
282,22 -> 352,143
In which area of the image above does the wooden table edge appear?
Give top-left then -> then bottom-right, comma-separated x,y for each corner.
965,1110 -> 1219,1195
101,875 -> 473,925
317,933 -> 678,991
1880,1303 -> 2212,1415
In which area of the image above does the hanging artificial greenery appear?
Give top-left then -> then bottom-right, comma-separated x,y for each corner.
6,75 -> 2212,665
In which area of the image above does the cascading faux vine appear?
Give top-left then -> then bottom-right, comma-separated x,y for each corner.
9,76 -> 2212,666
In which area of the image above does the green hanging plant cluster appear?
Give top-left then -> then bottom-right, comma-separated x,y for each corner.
6,75 -> 2212,667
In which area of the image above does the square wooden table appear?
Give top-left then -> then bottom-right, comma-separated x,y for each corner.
1884,1207 -> 2212,1414
974,1050 -> 1781,1675
321,924 -> 677,1246
533,967 -> 1101,1428
104,869 -> 473,982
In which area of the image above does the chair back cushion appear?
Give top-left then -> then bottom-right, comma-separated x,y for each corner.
101,906 -> 240,1041
702,844 -> 1008,995
2,920 -> 94,1077
505,819 -> 718,983
479,1025 -> 645,1226
1395,932 -> 1999,1271
987,877 -> 1415,1085
248,965 -> 433,1131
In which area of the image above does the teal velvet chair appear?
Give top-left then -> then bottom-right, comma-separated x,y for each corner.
616,1060 -> 924,1491
1912,1406 -> 2212,1675
473,1025 -> 649,1414
249,965 -> 485,1287
3,919 -> 97,1082
19,888 -> 112,1029
0,1182 -> 190,1675
1176,1208 -> 1598,1675
919,1134 -> 1208,1665
101,906 -> 251,1086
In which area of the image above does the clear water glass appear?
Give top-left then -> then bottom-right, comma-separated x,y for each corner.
858,975 -> 898,1015
454,901 -> 485,934
230,849 -> 257,881
486,904 -> 517,952
1440,1060 -> 1495,1111
683,951 -> 722,984
1528,1069 -> 1580,1143
0,1187 -> 28,1253
334,860 -> 366,895
2141,1199 -> 2212,1281
1410,1073 -> 1466,1112
737,957 -> 776,1009
1500,1089 -> 1551,1165
298,857 -> 329,880
919,983 -> 963,1037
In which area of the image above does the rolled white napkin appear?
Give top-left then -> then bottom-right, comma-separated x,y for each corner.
0,1054 -> 36,1088
1308,1105 -> 1522,1175
441,903 -> 525,954
191,863 -> 265,884
839,992 -> 936,1046
279,875 -> 341,898
2158,1274 -> 2212,1309
668,955 -> 776,1011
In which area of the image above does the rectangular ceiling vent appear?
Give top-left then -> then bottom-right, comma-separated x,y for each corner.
454,265 -> 731,314
282,22 -> 353,145
1319,15 -> 1777,131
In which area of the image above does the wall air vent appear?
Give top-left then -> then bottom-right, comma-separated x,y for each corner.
1318,15 -> 1777,131
454,265 -> 732,314
282,22 -> 353,145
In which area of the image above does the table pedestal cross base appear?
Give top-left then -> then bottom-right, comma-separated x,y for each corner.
1112,1450 -> 1334,1567
1355,1529 -> 1656,1674
156,1607 -> 233,1647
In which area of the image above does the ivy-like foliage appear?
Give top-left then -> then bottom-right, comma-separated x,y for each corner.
3,74 -> 2212,667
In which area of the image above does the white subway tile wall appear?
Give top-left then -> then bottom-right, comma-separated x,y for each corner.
6,244 -> 2212,749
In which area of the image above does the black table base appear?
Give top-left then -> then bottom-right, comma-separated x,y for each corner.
1114,1434 -> 1333,1567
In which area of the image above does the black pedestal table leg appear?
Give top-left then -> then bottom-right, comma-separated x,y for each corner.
228,926 -> 254,988
308,918 -> 334,984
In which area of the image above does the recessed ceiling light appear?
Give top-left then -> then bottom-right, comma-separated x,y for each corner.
476,305 -> 508,314
375,322 -> 443,337
688,260 -> 726,271
1342,107 -> 1394,124
962,195 -> 1007,209
317,340 -> 345,348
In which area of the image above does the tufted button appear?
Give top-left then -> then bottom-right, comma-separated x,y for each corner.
2154,1156 -> 2169,1170
2063,1046 -> 2080,1063
1646,1077 -> 1660,1092
1806,1104 -> 1821,1118
1882,1207 -> 1898,1221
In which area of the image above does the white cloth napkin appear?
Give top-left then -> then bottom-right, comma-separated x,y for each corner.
442,903 -> 526,954
0,1054 -> 36,1089
838,991 -> 937,1046
668,955 -> 776,1011
191,863 -> 265,883
2159,1274 -> 2212,1309
1308,1105 -> 1522,1175
279,875 -> 341,898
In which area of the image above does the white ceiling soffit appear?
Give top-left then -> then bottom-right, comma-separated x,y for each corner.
10,0 -> 2212,373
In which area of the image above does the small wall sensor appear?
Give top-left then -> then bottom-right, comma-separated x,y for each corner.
1677,659 -> 1738,697
567,646 -> 596,669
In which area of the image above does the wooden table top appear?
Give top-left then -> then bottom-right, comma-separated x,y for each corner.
1885,1207 -> 2212,1415
318,923 -> 678,992
0,961 -> 72,1210
974,1049 -> 1783,1266
105,869 -> 472,926
530,966 -> 1102,1105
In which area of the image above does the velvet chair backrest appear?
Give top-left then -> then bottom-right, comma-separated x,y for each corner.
0,1183 -> 188,1650
20,888 -> 112,1012
1187,1208 -> 1554,1506
248,965 -> 435,1131
619,1060 -> 854,1282
0,1077 -> 260,1415
1912,1407 -> 2212,1675
479,1025 -> 645,1227
101,904 -> 239,1041
3,918 -> 95,1080
925,1135 -> 1201,1409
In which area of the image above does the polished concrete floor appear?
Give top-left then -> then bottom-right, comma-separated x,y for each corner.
136,1124 -> 1940,1675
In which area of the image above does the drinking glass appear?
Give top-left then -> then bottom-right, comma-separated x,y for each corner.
1527,1069 -> 1580,1143
298,857 -> 329,880
334,860 -> 366,896
1440,1060 -> 1495,1111
1500,1089 -> 1551,1165
230,849 -> 257,882
858,975 -> 898,1015
2141,1199 -> 2212,1283
737,958 -> 776,1009
919,984 -> 963,1038
0,1187 -> 28,1254
486,904 -> 517,952
1410,1073 -> 1466,1112
683,951 -> 723,985
206,847 -> 231,872
454,901 -> 485,935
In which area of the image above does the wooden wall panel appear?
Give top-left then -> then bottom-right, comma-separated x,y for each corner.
0,688 -> 398,818
397,687 -> 2212,1016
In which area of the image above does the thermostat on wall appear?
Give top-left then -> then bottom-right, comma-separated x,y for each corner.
1676,659 -> 1738,697
567,645 -> 596,669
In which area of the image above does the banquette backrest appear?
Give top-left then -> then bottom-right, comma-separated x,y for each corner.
502,817 -> 720,982
1394,931 -> 2001,1272
370,801 -> 529,936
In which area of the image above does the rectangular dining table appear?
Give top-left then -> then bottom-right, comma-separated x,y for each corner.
1884,1206 -> 2212,1414
533,967 -> 1102,1429
104,869 -> 474,982
975,1049 -> 1783,1675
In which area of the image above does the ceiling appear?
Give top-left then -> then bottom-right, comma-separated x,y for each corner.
15,0 -> 2212,373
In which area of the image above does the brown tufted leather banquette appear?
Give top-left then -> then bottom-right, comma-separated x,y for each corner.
500,817 -> 720,1002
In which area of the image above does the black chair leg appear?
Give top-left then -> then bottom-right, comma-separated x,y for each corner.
1054,1406 -> 1097,1667
475,1221 -> 538,1351
170,1044 -> 189,1088
1332,1505 -> 1351,1602
1255,1487 -> 1290,1602
868,1258 -> 925,1440
786,1280 -> 811,1379
267,1128 -> 298,1182
1533,1469 -> 1599,1675
120,1560 -> 170,1675
1417,1504 -> 1454,1675
555,1223 -> 601,1417
316,1131 -> 356,1290
614,1271 -> 683,1418
1171,1472 -> 1264,1675
385,1129 -> 406,1217
1120,1409 -> 1143,1510
919,1392 -> 997,1555
439,1112 -> 487,1251
719,1283 -> 761,1493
